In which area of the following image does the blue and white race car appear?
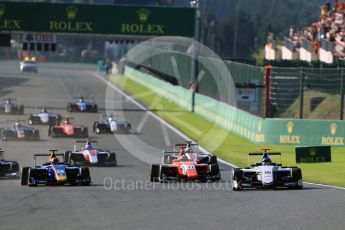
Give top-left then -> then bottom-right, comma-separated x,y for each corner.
28,107 -> 61,125
232,149 -> 303,191
21,150 -> 91,186
66,96 -> 98,113
0,98 -> 24,115
93,114 -> 131,134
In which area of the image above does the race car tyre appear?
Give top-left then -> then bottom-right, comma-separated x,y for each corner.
91,104 -> 98,113
150,164 -> 160,182
160,165 -> 177,182
50,127 -> 63,138
93,122 -> 98,133
291,168 -> 303,189
1,130 -> 14,141
64,151 -> 71,164
50,116 -> 60,126
21,167 -> 30,185
28,168 -> 38,187
66,103 -> 73,112
108,153 -> 117,166
70,153 -> 85,165
163,155 -> 172,164
79,167 -> 91,186
209,164 -> 221,180
28,116 -> 40,125
210,155 -> 218,164
19,105 -> 24,114
32,130 -> 40,140
166,155 -> 176,164
78,127 -> 89,138
232,168 -> 243,191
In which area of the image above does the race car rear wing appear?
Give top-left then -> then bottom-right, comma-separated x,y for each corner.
163,151 -> 179,155
247,152 -> 282,166
75,140 -> 97,143
33,152 -> 64,166
248,152 -> 281,156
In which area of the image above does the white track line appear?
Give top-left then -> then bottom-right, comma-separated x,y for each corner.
88,71 -> 345,191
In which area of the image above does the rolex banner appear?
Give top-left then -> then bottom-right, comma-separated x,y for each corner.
0,1 -> 195,37
295,146 -> 331,163
263,119 -> 345,146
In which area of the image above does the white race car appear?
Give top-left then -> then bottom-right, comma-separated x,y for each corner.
232,149 -> 303,191
20,57 -> 38,73
28,107 -> 61,125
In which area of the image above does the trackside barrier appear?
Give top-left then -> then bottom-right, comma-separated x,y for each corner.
125,67 -> 264,143
124,67 -> 345,146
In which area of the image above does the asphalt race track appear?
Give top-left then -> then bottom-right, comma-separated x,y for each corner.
1,61 -> 345,230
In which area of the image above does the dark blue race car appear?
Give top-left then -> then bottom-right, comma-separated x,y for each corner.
21,150 -> 91,187
66,96 -> 98,113
0,149 -> 20,179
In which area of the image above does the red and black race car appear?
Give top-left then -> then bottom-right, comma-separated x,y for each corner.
150,141 -> 220,182
48,117 -> 88,138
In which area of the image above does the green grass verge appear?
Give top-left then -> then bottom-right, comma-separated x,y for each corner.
110,74 -> 345,188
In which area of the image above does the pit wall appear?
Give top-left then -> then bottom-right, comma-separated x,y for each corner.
125,67 -> 345,146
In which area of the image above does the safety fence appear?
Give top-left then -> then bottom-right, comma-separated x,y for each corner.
269,67 -> 345,120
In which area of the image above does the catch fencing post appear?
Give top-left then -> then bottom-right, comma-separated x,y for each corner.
340,68 -> 344,120
299,67 -> 304,119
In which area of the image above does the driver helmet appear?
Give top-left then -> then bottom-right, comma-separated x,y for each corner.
262,157 -> 272,166
6,98 -> 11,104
85,140 -> 92,149
179,146 -> 186,156
42,107 -> 48,113
79,96 -> 84,102
15,122 -> 19,126
64,118 -> 70,124
51,157 -> 59,164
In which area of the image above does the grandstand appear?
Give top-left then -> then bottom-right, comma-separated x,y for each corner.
265,0 -> 345,64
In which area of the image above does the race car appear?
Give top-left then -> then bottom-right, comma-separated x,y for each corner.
48,117 -> 88,138
64,139 -> 116,166
66,96 -> 98,113
28,106 -> 61,125
93,114 -> 131,134
0,98 -> 24,115
0,149 -> 20,179
20,150 -> 91,186
20,57 -> 38,73
150,141 -> 220,182
0,120 -> 40,141
232,148 -> 303,191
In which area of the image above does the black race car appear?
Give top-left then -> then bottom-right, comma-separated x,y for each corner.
93,114 -> 131,134
1,120 -> 40,141
21,150 -> 91,186
0,149 -> 20,179
0,98 -> 24,115
28,107 -> 61,125
66,97 -> 98,113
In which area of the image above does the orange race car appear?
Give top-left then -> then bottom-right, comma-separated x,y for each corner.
150,141 -> 220,182
48,117 -> 88,138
